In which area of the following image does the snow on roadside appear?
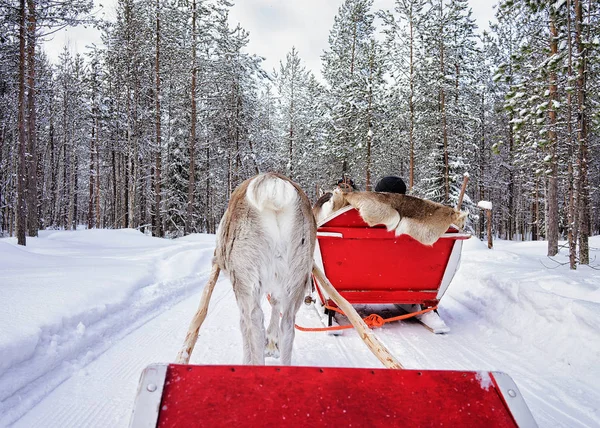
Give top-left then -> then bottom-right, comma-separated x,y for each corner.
0,230 -> 215,426
449,237 -> 600,376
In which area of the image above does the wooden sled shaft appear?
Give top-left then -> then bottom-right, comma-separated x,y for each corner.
312,265 -> 404,369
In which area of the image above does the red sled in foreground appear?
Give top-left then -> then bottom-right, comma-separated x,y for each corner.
130,364 -> 537,427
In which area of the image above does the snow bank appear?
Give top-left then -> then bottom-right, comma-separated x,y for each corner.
0,230 -> 215,425
448,237 -> 600,408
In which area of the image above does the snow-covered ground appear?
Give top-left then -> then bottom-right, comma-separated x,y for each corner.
1,229 -> 599,427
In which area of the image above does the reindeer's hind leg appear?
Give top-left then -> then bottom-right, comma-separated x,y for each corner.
233,281 -> 266,365
279,275 -> 308,365
265,295 -> 281,359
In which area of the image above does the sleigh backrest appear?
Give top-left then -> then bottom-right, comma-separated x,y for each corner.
314,206 -> 470,306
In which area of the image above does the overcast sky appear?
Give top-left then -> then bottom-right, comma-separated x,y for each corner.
44,0 -> 498,80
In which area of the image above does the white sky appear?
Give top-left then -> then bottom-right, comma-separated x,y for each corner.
44,0 -> 498,80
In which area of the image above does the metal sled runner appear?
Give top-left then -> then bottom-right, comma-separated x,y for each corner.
312,205 -> 470,331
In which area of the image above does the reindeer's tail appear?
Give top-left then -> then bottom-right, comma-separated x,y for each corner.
246,173 -> 298,212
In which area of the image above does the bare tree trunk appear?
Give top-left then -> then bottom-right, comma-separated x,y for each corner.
48,120 -> 56,227
532,178 -> 539,241
95,115 -> 100,227
507,115 -> 515,240
68,144 -> 78,229
129,78 -> 140,229
575,0 -> 590,264
478,92 -> 485,239
16,0 -> 27,245
124,108 -> 130,228
566,0 -> 578,269
439,2 -> 449,204
88,124 -> 95,228
26,0 -> 38,237
0,126 -> 4,235
186,0 -> 197,235
288,81 -> 294,179
546,11 -> 559,256
408,11 -> 415,192
87,72 -> 98,229
124,1 -> 132,229
365,41 -> 374,191
487,209 -> 493,249
112,144 -> 117,227
61,136 -> 67,228
154,0 -> 163,237
205,141 -> 211,232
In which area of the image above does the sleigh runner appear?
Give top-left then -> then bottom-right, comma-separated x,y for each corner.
312,204 -> 470,332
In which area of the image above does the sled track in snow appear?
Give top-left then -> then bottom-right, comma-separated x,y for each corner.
11,276 -> 237,428
0,253 -> 215,427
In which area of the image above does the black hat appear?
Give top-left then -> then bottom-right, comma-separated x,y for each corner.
375,176 -> 406,194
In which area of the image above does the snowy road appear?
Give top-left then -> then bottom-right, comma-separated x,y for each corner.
1,231 -> 599,427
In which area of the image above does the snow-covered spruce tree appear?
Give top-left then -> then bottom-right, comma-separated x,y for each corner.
101,0 -> 155,231
273,47 -> 312,180
272,46 -> 329,199
504,1 -> 565,255
462,33 -> 498,238
250,82 -> 278,173
379,0 -> 427,193
584,1 -> 600,242
153,0 -> 193,236
16,0 -> 93,242
572,0 -> 595,265
489,4 -> 527,241
490,0 -> 600,265
301,74 -> 330,200
322,0 -> 381,189
0,1 -> 19,237
191,8 -> 265,234
152,0 -> 163,237
411,0 -> 478,208
496,1 -> 570,255
85,47 -> 102,230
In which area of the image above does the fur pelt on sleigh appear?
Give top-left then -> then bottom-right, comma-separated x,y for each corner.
313,189 -> 468,246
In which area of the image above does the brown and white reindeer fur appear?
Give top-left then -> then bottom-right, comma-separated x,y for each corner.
312,189 -> 349,224
314,188 -> 467,246
214,173 -> 316,365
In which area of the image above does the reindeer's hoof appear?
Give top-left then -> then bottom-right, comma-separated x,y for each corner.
265,339 -> 280,359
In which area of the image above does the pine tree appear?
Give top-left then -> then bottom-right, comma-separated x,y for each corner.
322,0 -> 377,185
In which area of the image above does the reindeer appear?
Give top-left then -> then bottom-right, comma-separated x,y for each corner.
213,173 -> 316,365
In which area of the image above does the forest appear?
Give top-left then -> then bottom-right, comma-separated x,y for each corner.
0,0 -> 598,269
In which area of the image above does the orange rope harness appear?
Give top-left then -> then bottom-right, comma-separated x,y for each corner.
294,304 -> 438,332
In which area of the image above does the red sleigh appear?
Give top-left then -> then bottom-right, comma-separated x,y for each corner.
312,205 -> 471,332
